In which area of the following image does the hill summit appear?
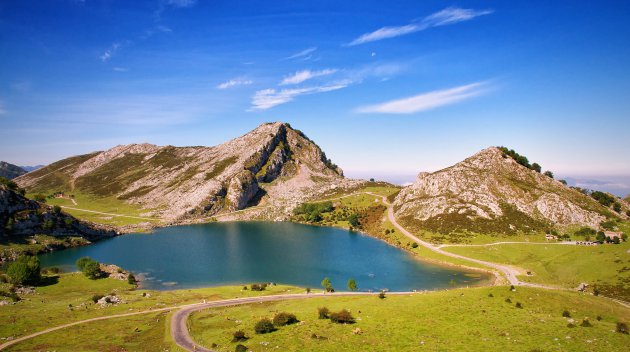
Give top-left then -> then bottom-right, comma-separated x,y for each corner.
0,161 -> 27,180
16,122 -> 357,221
393,147 -> 616,237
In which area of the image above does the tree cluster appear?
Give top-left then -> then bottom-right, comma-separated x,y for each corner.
76,256 -> 103,280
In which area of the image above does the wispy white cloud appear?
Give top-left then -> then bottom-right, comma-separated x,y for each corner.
284,47 -> 317,60
356,81 -> 489,114
167,0 -> 197,8
348,7 -> 493,46
217,78 -> 253,89
251,80 -> 351,110
113,67 -> 129,72
280,69 -> 338,85
100,42 -> 123,62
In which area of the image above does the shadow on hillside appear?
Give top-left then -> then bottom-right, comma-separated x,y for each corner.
38,275 -> 60,287
247,189 -> 267,207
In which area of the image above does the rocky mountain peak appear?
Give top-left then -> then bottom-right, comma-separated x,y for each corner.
394,146 -> 612,236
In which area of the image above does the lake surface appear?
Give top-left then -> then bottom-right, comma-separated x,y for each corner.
39,222 -> 489,291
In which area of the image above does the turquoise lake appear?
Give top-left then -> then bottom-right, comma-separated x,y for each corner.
38,222 -> 489,291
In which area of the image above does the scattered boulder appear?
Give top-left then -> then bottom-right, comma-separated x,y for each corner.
576,283 -> 589,292
96,295 -> 124,306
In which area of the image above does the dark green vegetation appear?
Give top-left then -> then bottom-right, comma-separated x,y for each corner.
76,256 -> 103,279
498,146 -> 555,177
0,176 -> 26,195
5,255 -> 41,285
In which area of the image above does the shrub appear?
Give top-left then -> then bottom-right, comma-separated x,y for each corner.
53,205 -> 62,214
306,287 -> 311,293
232,330 -> 248,342
347,278 -> 358,291
235,344 -> 248,352
411,242 -> 418,248
76,257 -> 92,271
581,318 -> 592,327
318,307 -> 330,319
348,214 -> 360,227
509,285 -> 515,291
617,322 -> 628,334
250,283 -> 267,291
33,193 -> 47,202
82,260 -> 102,280
91,294 -> 104,303
562,310 -> 571,318
6,255 -> 41,285
242,286 -> 247,290
505,298 -> 512,303
127,273 -> 137,285
0,290 -> 20,302
378,291 -> 386,299
329,309 -> 355,324
254,318 -> 276,334
596,315 -> 602,321
273,312 -> 298,326
515,302 -> 523,309
488,293 -> 494,298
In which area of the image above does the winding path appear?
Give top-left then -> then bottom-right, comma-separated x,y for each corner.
60,206 -> 157,221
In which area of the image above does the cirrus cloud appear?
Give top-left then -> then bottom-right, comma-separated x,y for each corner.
280,69 -> 338,85
356,81 -> 490,114
348,7 -> 493,46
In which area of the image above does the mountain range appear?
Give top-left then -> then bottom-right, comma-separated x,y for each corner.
12,122 -> 628,233
0,161 -> 27,180
15,122 -> 360,222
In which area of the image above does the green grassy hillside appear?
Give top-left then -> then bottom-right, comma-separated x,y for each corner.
188,287 -> 629,352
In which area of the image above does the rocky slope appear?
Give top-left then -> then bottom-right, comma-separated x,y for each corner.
0,161 -> 27,180
393,147 -> 616,236
0,184 -> 116,262
15,122 -> 360,221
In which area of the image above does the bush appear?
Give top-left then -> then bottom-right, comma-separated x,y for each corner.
488,293 -> 494,298
53,205 -> 62,214
318,307 -> 330,319
273,312 -> 298,326
235,344 -> 248,352
411,242 -> 418,248
505,298 -> 512,303
378,291 -> 386,299
250,283 -> 267,291
617,322 -> 628,334
254,318 -> 276,334
76,257 -> 92,271
33,193 -> 47,203
562,310 -> 571,318
232,330 -> 248,342
6,255 -> 41,285
515,302 -> 523,309
91,294 -> 104,303
83,260 -> 102,280
0,290 -> 20,302
329,309 -> 355,324
348,214 -> 360,227
581,318 -> 592,327
127,273 -> 137,285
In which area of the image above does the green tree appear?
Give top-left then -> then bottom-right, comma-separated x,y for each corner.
613,203 -> 622,213
82,260 -> 102,279
531,163 -> 541,173
596,231 -> 606,243
33,193 -> 47,203
543,171 -> 554,178
53,205 -> 62,214
321,277 -> 333,292
75,256 -> 93,271
348,214 -> 359,227
347,278 -> 358,291
6,256 -> 41,285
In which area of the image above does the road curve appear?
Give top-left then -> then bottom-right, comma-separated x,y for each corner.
171,291 -> 417,352
366,192 -> 535,287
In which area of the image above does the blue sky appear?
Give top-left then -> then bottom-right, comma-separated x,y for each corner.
1,1 -> 629,195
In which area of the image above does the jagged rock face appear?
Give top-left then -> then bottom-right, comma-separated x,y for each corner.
0,161 -> 27,180
0,185 -> 115,239
15,122 -> 354,221
394,147 -> 611,234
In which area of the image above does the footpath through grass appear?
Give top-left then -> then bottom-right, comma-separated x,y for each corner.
0,273 -> 301,343
443,242 -> 630,300
188,286 -> 630,352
